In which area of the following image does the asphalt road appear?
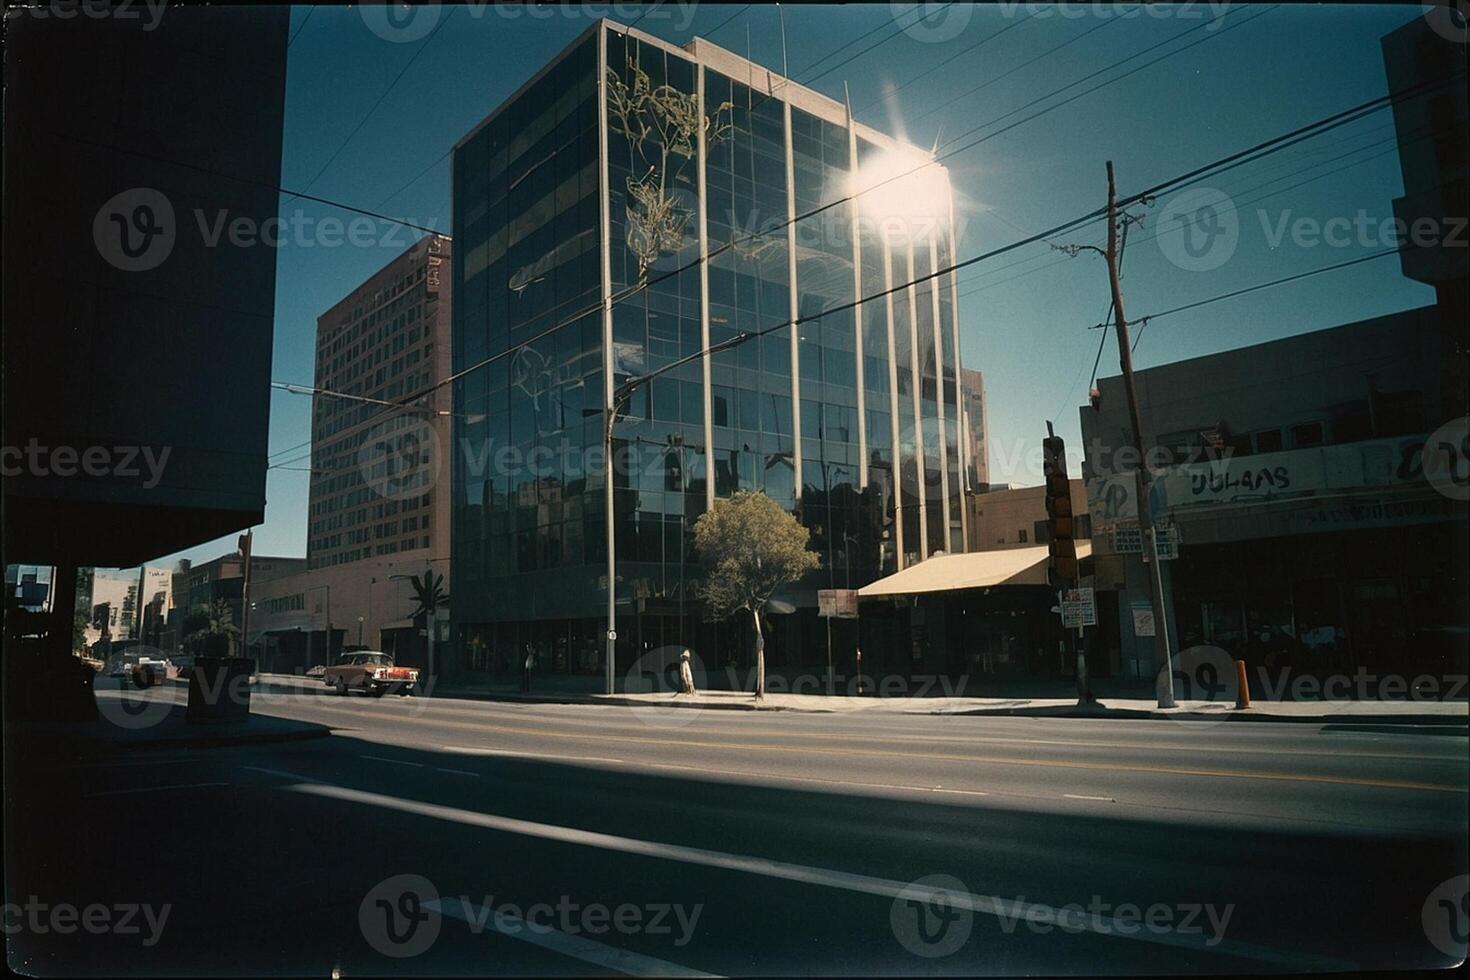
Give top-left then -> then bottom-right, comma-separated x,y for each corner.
7,680 -> 1467,976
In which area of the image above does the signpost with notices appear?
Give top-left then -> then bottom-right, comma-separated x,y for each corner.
817,589 -> 859,619
1060,587 -> 1097,629
817,589 -> 859,698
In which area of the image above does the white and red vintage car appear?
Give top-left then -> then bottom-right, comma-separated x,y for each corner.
322,651 -> 418,697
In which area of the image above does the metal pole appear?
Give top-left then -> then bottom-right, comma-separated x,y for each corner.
1104,161 -> 1176,708
605,406 -> 617,695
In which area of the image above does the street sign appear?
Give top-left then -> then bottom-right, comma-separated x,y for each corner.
1131,600 -> 1156,637
817,589 -> 859,619
1113,525 -> 1144,554
1060,587 -> 1096,629
1155,525 -> 1180,560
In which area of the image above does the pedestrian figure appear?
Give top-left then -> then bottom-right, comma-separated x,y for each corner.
677,649 -> 697,696
521,644 -> 534,693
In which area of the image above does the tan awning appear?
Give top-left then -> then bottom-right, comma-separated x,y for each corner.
857,541 -> 1093,597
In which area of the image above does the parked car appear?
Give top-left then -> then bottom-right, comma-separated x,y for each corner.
323,652 -> 417,697
304,665 -> 326,678
129,658 -> 168,688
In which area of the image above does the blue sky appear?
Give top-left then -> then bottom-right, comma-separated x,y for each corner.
156,2 -> 1436,570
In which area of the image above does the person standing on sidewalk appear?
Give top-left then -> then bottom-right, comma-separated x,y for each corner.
521,644 -> 534,693
677,649 -> 697,696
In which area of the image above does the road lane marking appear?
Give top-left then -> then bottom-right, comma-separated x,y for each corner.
436,767 -> 480,777
427,897 -> 720,978
1064,794 -> 1116,802
360,754 -> 425,768
261,706 -> 1468,794
84,782 -> 228,798
441,745 -> 625,765
645,761 -> 991,799
242,765 -> 315,782
266,699 -> 1464,762
285,781 -> 1355,971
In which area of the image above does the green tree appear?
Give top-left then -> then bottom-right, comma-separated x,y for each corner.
73,609 -> 91,654
693,490 -> 819,700
185,599 -> 239,656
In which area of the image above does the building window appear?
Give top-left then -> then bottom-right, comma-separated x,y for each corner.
1291,421 -> 1324,448
1253,429 -> 1283,454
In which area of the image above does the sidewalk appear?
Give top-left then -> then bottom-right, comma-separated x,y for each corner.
435,685 -> 1470,725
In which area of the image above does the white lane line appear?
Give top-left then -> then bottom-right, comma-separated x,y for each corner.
436,767 -> 480,777
242,765 -> 316,782
1064,794 -> 1116,802
645,761 -> 990,799
360,754 -> 425,768
427,897 -> 719,978
84,782 -> 229,798
441,745 -> 624,765
286,781 -> 1354,971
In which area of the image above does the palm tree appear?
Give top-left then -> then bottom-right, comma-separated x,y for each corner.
407,570 -> 448,628
185,599 -> 239,657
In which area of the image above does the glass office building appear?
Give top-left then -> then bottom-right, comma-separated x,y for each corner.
449,20 -> 971,686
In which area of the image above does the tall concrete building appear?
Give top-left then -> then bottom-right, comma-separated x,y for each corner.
449,20 -> 974,686
307,235 -> 453,570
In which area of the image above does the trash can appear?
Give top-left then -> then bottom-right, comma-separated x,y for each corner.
186,657 -> 255,723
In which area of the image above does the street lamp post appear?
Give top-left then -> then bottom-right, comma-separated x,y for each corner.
603,332 -> 749,695
304,584 -> 331,669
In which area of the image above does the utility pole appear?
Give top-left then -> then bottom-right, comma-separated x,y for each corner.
1104,161 -> 1177,708
238,529 -> 253,664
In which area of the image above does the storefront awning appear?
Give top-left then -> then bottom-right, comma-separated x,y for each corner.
857,542 -> 1093,598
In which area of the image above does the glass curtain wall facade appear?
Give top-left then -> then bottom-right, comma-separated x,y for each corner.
450,21 -> 970,688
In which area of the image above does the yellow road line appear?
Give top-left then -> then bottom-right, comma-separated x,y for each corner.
263,703 -> 1468,794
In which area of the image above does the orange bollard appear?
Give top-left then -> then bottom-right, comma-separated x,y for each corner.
1234,659 -> 1252,709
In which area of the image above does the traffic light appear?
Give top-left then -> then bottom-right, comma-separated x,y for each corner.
1043,433 -> 1077,585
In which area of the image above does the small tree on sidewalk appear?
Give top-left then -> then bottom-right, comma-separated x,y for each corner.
693,490 -> 818,700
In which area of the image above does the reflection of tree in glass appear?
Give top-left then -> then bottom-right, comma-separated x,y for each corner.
608,51 -> 731,280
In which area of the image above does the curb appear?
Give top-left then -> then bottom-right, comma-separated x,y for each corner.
436,690 -> 822,712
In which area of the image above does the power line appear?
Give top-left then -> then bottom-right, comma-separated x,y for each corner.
295,67 -> 1462,433
955,112 -> 1444,306
1129,248 -> 1402,351
904,16 -> 1116,126
853,16 -> 1032,117
283,11 -> 453,205
287,5 -> 316,48
38,130 -> 450,237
